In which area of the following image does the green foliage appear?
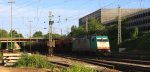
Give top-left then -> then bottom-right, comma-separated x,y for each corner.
18,33 -> 23,38
104,24 -> 129,52
62,64 -> 97,72
109,39 -> 118,53
71,25 -> 78,32
44,33 -> 61,39
105,25 -> 118,41
88,18 -> 105,34
119,33 -> 150,53
9,30 -> 23,38
53,34 -> 61,38
0,29 -> 9,38
33,31 -> 43,38
130,27 -> 138,39
15,54 -> 51,68
70,25 -> 86,37
70,18 -> 105,37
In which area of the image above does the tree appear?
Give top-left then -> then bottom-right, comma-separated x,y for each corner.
0,29 -> 9,38
130,27 -> 138,39
105,25 -> 118,40
9,30 -> 22,38
32,31 -> 43,38
69,18 -> 105,37
18,33 -> 23,38
69,25 -> 86,37
71,25 -> 78,32
53,34 -> 61,38
44,33 -> 61,39
88,18 -> 105,34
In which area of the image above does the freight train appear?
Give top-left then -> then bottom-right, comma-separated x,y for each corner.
72,36 -> 110,54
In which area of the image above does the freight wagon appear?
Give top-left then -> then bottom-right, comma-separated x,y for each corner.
54,38 -> 72,53
72,36 -> 110,54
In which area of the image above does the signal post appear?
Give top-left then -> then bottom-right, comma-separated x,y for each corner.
48,11 -> 55,56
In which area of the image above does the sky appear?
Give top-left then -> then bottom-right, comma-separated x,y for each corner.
0,0 -> 150,37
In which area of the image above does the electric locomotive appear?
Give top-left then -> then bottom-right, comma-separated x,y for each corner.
72,36 -> 110,54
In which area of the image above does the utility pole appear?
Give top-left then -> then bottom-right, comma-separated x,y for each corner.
85,17 -> 88,37
61,28 -> 62,38
29,21 -> 32,53
48,11 -> 54,56
58,16 -> 63,37
8,0 -> 15,49
16,28 -> 20,47
118,6 -> 122,45
65,18 -> 69,35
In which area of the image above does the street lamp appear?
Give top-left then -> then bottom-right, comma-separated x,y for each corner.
8,0 -> 15,49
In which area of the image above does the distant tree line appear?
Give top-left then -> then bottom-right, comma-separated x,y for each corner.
0,29 -> 23,38
0,18 -> 138,41
0,29 -> 61,39
32,31 -> 61,39
69,18 -> 105,38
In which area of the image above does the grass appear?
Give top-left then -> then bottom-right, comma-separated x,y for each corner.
12,54 -> 107,72
61,64 -> 97,72
14,54 -> 52,68
15,55 -> 98,72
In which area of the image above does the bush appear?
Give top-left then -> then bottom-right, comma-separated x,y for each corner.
119,33 -> 150,52
15,54 -> 51,68
61,64 -> 97,72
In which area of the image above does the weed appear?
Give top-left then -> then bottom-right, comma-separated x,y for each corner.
14,54 -> 52,68
61,64 -> 97,72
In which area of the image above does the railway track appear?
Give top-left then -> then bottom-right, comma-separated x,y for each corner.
49,61 -> 106,72
50,61 -> 70,68
56,54 -> 150,72
96,57 -> 150,65
86,58 -> 150,71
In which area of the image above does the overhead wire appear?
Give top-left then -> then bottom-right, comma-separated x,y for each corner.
1,0 -> 146,34
28,0 -> 74,32
53,0 -> 119,34
64,0 -> 119,22
34,0 -> 41,31
56,0 -> 99,23
67,0 -> 145,23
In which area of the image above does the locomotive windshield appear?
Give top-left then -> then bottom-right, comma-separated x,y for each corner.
102,39 -> 108,42
97,39 -> 108,42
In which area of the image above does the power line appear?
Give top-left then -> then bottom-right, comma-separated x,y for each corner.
35,0 -> 41,31
66,0 -> 118,21
65,0 -> 144,23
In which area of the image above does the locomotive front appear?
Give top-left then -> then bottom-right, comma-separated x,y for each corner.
95,36 -> 110,53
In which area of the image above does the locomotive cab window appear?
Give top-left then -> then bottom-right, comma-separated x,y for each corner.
97,39 -> 108,42
102,39 -> 108,42
97,39 -> 103,41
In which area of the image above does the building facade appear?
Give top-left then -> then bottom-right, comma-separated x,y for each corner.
104,8 -> 150,33
123,9 -> 150,33
79,8 -> 150,33
79,8 -> 142,26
